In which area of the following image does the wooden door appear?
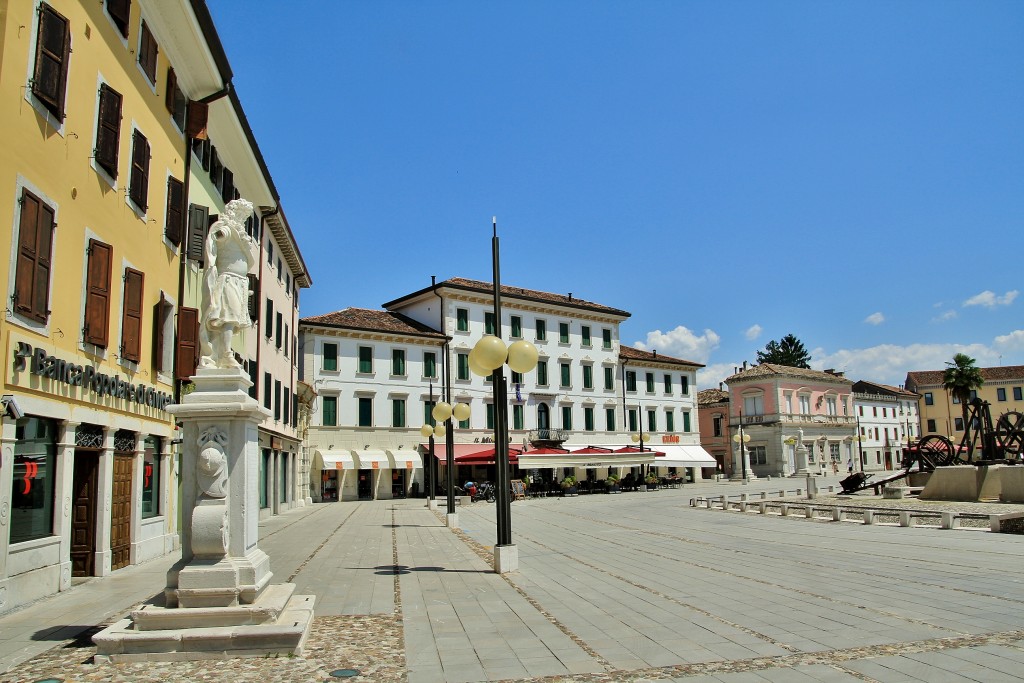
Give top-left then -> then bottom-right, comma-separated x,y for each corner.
110,454 -> 133,570
71,454 -> 98,577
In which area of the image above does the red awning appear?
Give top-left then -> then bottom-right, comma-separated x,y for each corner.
613,446 -> 666,457
570,446 -> 613,454
421,443 -> 493,459
427,444 -> 523,465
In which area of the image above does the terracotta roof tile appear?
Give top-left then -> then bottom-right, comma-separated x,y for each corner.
697,388 -> 730,405
300,308 -> 446,339
852,380 -> 919,398
726,363 -> 853,385
383,278 -> 631,318
906,365 -> 1024,388
619,346 -> 705,368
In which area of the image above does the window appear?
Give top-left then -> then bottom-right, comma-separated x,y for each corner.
152,294 -> 173,374
602,328 -> 612,349
664,374 -> 673,393
799,394 -> 811,415
31,4 -> 71,121
14,189 -> 55,324
142,437 -> 161,519
954,417 -> 964,431
581,326 -> 591,346
605,408 -> 616,431
11,417 -> 58,543
83,239 -> 113,347
323,343 -> 338,371
926,419 -> 936,433
513,404 -> 524,430
486,403 -> 495,430
165,67 -> 186,130
423,400 -> 435,427
120,268 -> 144,363
484,311 -> 495,335
625,371 -> 637,392
392,349 -> 406,376
604,366 -> 614,390
647,410 -> 656,432
858,405 -> 863,416
646,372 -> 655,393
559,322 -> 569,343
323,395 -> 339,428
176,307 -> 199,379
683,411 -> 691,432
358,346 -> 372,373
358,397 -> 372,427
924,392 -> 934,406
263,372 -> 271,410
259,449 -> 269,509
392,398 -> 406,428
263,298 -> 273,338
826,397 -> 837,416
743,394 -> 764,416
457,352 -> 470,380
275,311 -> 282,349
511,315 -> 522,338
582,365 -> 593,389
561,406 -> 572,430
584,407 -> 594,431
283,388 -> 290,424
106,0 -> 131,38
681,376 -> 689,395
138,20 -> 158,84
536,319 -> 547,341
129,130 -> 151,211
628,409 -> 637,432
456,308 -> 469,332
537,359 -> 548,386
560,362 -> 571,388
666,411 -> 675,432
713,416 -> 722,437
165,177 -> 184,245
423,351 -> 437,379
1015,387 -> 1023,401
274,380 -> 281,420
997,388 -> 1007,401
749,446 -> 767,466
94,84 -> 122,179
185,204 -> 211,264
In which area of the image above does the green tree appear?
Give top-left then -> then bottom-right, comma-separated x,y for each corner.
942,353 -> 984,454
756,334 -> 811,368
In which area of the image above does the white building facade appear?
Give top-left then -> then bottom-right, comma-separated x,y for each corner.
851,381 -> 920,472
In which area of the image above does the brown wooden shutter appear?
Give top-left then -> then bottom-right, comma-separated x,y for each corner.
120,268 -> 144,363
165,177 -> 184,245
221,168 -> 234,203
14,189 -> 55,322
247,274 -> 260,322
106,0 -> 131,37
138,21 -> 157,83
32,4 -> 71,120
165,68 -> 177,115
186,101 -> 208,139
83,239 -> 113,347
176,306 -> 199,380
152,295 -> 171,374
95,84 -> 122,178
129,130 -> 150,210
185,204 -> 210,263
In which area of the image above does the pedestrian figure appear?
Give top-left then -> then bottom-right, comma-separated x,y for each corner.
847,459 -> 854,475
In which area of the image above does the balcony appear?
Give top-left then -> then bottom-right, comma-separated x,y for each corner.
731,413 -> 856,428
528,429 -> 569,447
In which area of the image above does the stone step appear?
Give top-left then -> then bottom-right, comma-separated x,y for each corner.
132,582 -> 296,631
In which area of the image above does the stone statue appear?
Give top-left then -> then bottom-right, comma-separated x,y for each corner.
196,427 -> 228,499
797,428 -> 804,448
199,199 -> 257,369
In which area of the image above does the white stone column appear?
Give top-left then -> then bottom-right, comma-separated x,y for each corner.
0,417 -> 18,588
94,428 -> 115,577
129,432 -> 144,565
53,421 -> 78,592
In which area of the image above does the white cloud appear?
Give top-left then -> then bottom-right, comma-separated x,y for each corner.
634,326 -> 720,364
744,324 -> 762,341
810,342 -> 1002,387
994,330 -> 1024,354
963,290 -> 1019,308
932,309 -> 957,323
864,312 -> 885,326
697,362 -> 744,392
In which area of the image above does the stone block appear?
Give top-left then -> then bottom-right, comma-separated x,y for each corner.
863,510 -> 875,525
805,506 -> 814,519
832,508 -> 844,522
921,464 -> 1003,502
899,512 -> 912,527
780,504 -> 789,517
446,513 -> 459,530
999,467 -> 1024,503
941,512 -> 958,529
494,544 -> 518,574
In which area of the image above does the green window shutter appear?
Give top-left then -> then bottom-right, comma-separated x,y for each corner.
584,407 -> 594,431
646,373 -> 655,392
511,370 -> 523,384
647,410 -> 656,432
581,326 -> 591,346
513,404 -> 524,430
324,343 -> 337,371
323,397 -> 337,426
605,408 -> 616,431
561,406 -> 572,430
628,410 -> 637,432
666,411 -> 675,432
392,349 -> 405,375
664,374 -> 672,393
358,346 -> 373,373
484,312 -> 495,335
537,360 -> 548,386
424,352 -> 436,378
604,367 -> 614,390
559,323 -> 569,343
560,363 -> 570,387
626,372 -> 636,392
603,329 -> 612,349
486,403 -> 495,429
683,411 -> 691,432
457,353 -> 469,380
511,316 -> 522,338
457,308 -> 469,331
392,399 -> 405,428
681,376 -> 689,395
583,365 -> 593,389
536,319 -> 546,340
358,397 -> 372,427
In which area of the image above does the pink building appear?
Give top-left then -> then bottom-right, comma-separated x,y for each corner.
725,364 -> 856,478
697,387 -> 731,475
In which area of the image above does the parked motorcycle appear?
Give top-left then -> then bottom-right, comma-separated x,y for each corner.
474,481 -> 496,503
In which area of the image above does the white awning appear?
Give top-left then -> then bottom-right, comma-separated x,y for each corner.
386,448 -> 422,470
352,449 -> 390,470
313,450 -> 356,471
652,445 -> 717,468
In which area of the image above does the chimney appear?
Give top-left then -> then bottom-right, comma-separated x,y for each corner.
431,275 -> 436,286
719,382 -> 723,391
742,361 -> 748,371
653,350 -> 657,358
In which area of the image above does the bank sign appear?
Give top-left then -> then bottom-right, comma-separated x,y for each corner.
13,342 -> 172,412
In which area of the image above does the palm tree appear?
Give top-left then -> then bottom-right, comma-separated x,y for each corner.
942,353 -> 984,457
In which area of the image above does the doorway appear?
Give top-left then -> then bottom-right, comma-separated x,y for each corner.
110,453 -> 134,571
537,403 -> 550,438
71,452 -> 99,577
357,470 -> 373,500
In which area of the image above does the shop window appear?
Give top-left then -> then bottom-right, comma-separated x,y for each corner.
142,436 -> 161,519
11,417 -> 58,544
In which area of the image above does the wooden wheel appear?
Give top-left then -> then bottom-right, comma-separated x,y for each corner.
916,435 -> 958,470
996,411 -> 1024,456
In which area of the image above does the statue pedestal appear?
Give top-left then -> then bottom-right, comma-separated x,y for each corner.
93,368 -> 314,662
792,444 -> 812,477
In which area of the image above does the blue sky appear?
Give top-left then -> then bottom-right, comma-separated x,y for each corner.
210,1 -> 1023,389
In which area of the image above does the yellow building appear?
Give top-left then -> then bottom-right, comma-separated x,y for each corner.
906,365 -> 1024,440
0,0 -> 233,612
